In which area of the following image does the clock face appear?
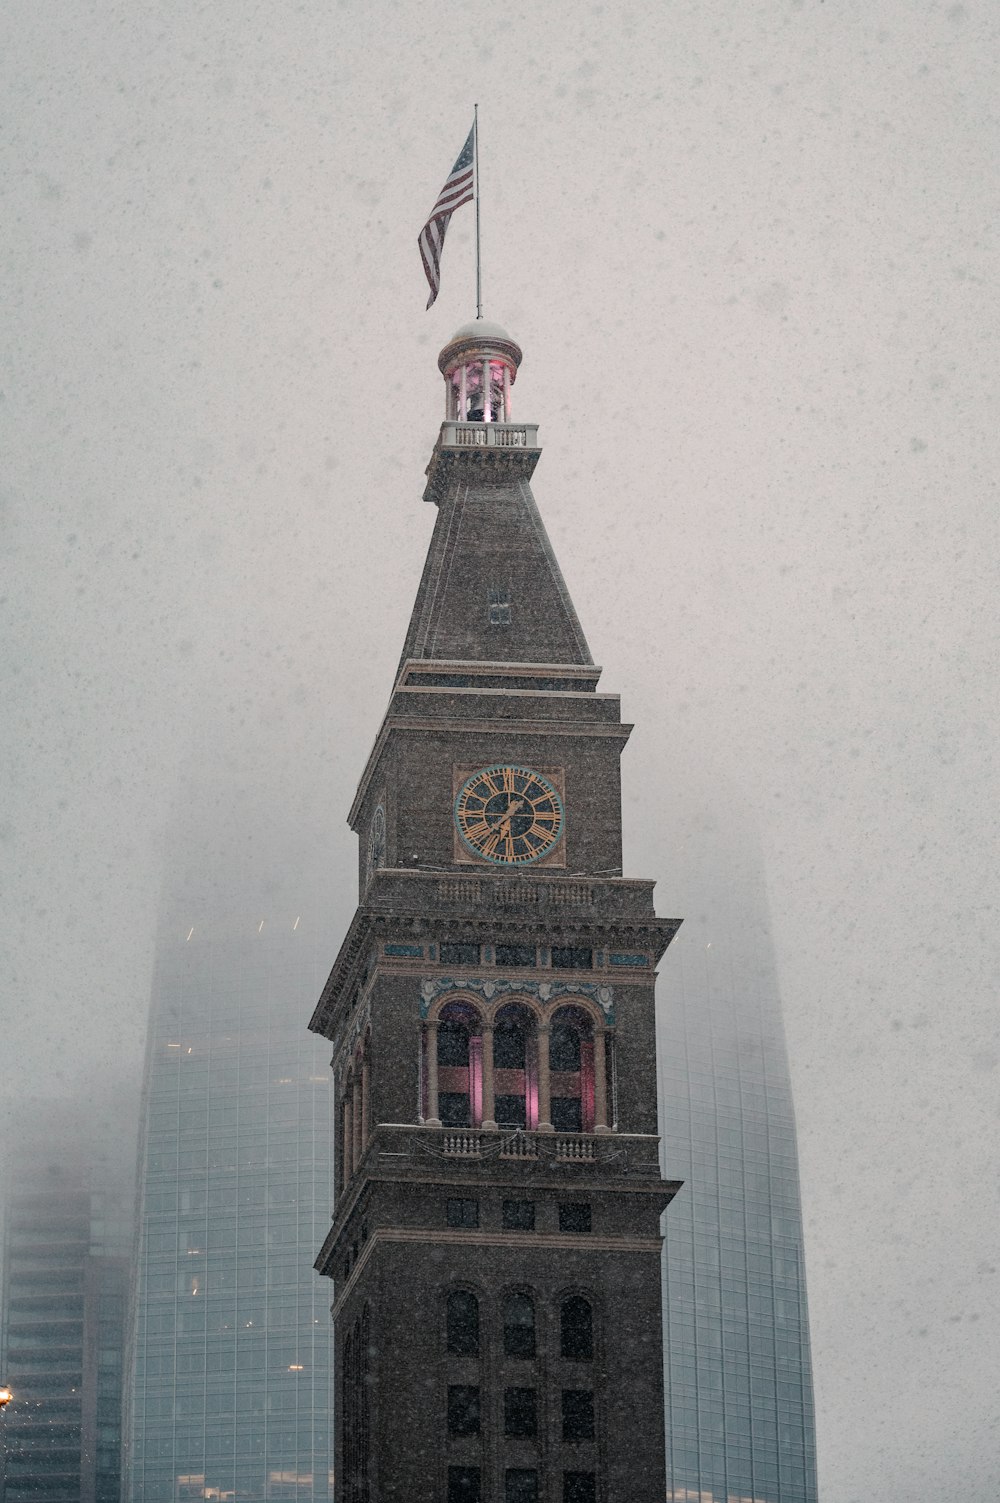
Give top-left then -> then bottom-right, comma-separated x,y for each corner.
454,765 -> 564,866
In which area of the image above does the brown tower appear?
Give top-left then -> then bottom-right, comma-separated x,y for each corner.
310,322 -> 681,1503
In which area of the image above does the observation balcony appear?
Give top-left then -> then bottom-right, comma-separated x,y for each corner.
363,1121 -> 665,1179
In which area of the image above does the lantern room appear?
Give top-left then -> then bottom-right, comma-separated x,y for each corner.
438,320 -> 523,423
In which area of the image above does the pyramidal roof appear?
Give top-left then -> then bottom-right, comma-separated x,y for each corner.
396,324 -> 593,677
397,467 -> 593,675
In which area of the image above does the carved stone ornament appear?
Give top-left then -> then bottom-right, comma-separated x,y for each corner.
418,975 -> 615,1024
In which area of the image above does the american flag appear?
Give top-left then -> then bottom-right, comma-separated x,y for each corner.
418,122 -> 476,310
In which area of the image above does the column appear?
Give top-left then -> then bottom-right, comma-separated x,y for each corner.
482,360 -> 492,422
537,1021 -> 553,1132
425,1022 -> 441,1126
594,1031 -> 609,1133
481,1024 -> 496,1130
503,365 -> 511,422
459,364 -> 467,421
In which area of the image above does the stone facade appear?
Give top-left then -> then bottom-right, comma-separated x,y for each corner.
310,326 -> 681,1503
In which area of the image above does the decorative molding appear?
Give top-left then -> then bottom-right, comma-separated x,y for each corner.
419,975 -> 615,1024
609,952 -> 649,968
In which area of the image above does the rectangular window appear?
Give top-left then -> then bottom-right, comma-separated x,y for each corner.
448,1467 -> 482,1503
561,1389 -> 595,1441
495,943 -> 535,967
495,1095 -> 527,1130
440,942 -> 481,967
439,1092 -> 472,1128
488,589 -> 512,626
551,1097 -> 583,1133
448,1385 -> 481,1436
563,1474 -> 596,1503
558,1203 -> 592,1233
502,1200 -> 535,1231
551,947 -> 593,970
506,1469 -> 538,1503
446,1198 -> 480,1229
504,1387 -> 537,1437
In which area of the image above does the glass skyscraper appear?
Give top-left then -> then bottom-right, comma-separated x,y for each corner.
0,1104 -> 131,1503
657,812 -> 818,1503
127,837 -> 337,1502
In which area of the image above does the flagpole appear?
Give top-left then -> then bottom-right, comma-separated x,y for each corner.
474,103 -> 482,320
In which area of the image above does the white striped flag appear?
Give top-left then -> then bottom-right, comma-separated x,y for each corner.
418,122 -> 476,310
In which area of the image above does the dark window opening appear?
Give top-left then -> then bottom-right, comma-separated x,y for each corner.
560,1296 -> 593,1360
503,1292 -> 536,1358
550,1022 -> 582,1071
504,1386 -> 538,1437
506,1469 -> 538,1503
438,1022 -> 471,1066
440,1092 -> 471,1127
502,1200 -> 536,1231
440,942 -> 481,967
563,1473 -> 596,1503
448,1385 -> 481,1436
551,947 -> 593,970
489,589 -> 512,627
495,1095 -> 527,1130
561,1390 -> 595,1441
447,1198 -> 480,1229
446,1290 -> 480,1356
551,1097 -> 583,1133
494,1020 -> 527,1069
495,943 -> 536,968
448,1467 -> 482,1503
559,1203 -> 592,1234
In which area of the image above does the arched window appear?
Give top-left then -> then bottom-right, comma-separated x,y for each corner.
503,1292 -> 536,1358
493,1004 -> 537,1130
436,1003 -> 483,1127
549,1007 -> 595,1133
446,1290 -> 480,1356
560,1296 -> 593,1360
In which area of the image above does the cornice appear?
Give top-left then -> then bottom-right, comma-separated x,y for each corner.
325,1225 -> 666,1312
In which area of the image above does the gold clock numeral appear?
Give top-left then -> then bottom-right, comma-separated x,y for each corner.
502,767 -> 516,793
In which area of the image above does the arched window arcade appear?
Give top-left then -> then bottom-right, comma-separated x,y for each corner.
422,993 -> 611,1134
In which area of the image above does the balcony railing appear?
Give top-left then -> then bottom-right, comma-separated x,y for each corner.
361,1122 -> 662,1177
439,421 -> 540,450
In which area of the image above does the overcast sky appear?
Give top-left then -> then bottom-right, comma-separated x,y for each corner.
2,1 -> 998,1498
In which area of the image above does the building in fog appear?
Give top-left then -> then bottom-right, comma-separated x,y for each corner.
126,819 -> 337,1503
657,812 -> 819,1503
0,1108 -> 131,1503
309,321 -> 681,1502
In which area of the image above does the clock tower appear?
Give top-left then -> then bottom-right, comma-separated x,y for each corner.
310,321 -> 681,1503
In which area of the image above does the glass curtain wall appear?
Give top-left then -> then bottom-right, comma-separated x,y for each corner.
657,827 -> 818,1503
127,907 -> 336,1503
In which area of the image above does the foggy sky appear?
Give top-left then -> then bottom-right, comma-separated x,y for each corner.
2,2 -> 998,1499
